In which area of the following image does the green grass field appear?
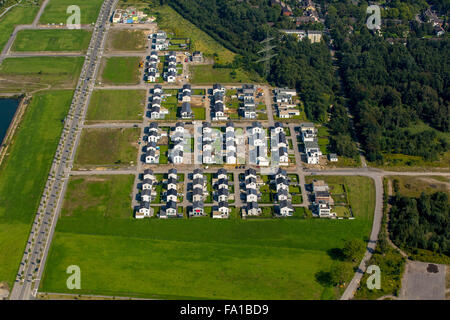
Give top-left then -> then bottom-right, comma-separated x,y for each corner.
40,174 -> 375,299
74,128 -> 140,168
190,65 -> 259,84
86,89 -> 146,122
39,0 -> 104,24
152,5 -> 235,64
12,29 -> 91,52
106,29 -> 147,52
0,1 -> 41,53
0,57 -> 84,92
61,175 -> 134,219
100,57 -> 141,85
0,90 -> 73,287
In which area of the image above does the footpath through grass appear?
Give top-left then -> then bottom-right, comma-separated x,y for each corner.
0,90 -> 73,287
86,89 -> 146,122
39,0 -> 104,25
41,174 -> 375,299
12,29 -> 92,52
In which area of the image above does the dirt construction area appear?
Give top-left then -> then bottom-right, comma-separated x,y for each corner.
400,261 -> 447,300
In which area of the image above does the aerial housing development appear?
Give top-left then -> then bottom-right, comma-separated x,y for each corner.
0,0 -> 447,305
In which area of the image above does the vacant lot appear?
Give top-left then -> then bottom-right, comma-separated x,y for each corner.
39,0 -> 104,24
12,29 -> 91,52
86,89 -> 146,122
190,65 -> 258,84
100,57 -> 141,85
74,128 -> 140,168
0,90 -> 73,287
0,57 -> 84,92
152,5 -> 234,64
386,176 -> 449,197
61,175 -> 134,219
0,1 -> 40,52
41,171 -> 374,299
106,29 -> 147,52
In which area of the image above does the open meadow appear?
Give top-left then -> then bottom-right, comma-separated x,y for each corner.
39,0 -> 104,25
106,29 -> 148,52
0,90 -> 73,287
86,89 -> 146,122
12,29 -> 91,52
0,57 -> 84,93
100,57 -> 141,85
73,128 -> 140,169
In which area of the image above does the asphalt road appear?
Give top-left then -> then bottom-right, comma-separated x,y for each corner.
9,0 -> 118,300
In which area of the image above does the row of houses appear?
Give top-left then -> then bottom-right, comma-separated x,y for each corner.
160,169 -> 180,218
281,29 -> 323,43
248,122 -> 269,166
164,51 -> 177,83
145,123 -> 162,164
212,84 -> 227,121
239,84 -> 257,119
300,123 -> 321,164
190,168 -> 207,217
212,169 -> 231,219
152,30 -> 168,51
244,168 -> 262,216
145,51 -> 160,83
169,122 -> 185,164
271,122 -> 289,166
180,84 -> 192,118
273,88 -> 300,119
136,169 -> 157,218
149,85 -> 169,119
273,169 -> 293,216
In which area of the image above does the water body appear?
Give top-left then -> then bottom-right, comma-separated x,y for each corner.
0,98 -> 19,144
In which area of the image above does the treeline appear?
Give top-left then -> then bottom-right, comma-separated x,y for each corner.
389,191 -> 449,256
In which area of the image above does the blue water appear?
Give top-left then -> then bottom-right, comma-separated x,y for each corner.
0,98 -> 19,144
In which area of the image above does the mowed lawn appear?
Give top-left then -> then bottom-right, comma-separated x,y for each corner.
100,57 -> 141,85
0,57 -> 84,92
74,128 -> 140,168
0,1 -> 40,52
86,89 -> 146,122
106,29 -> 147,52
12,29 -> 92,52
39,0 -> 104,24
40,175 -> 375,299
0,90 -> 73,287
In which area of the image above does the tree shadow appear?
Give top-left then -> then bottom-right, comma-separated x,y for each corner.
327,248 -> 345,261
315,270 -> 332,287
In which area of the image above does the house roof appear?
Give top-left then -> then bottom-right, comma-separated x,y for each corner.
168,168 -> 177,175
217,168 -> 227,176
193,168 -> 203,175
166,200 -> 177,209
142,188 -> 151,196
247,201 -> 259,209
143,178 -> 153,186
139,201 -> 150,209
144,168 -> 154,175
279,200 -> 293,209
193,201 -> 204,209
218,188 -> 229,196
218,201 -> 229,209
245,168 -> 256,176
181,102 -> 191,113
226,120 -> 234,128
167,188 -> 177,196
247,188 -> 257,195
192,187 -> 203,195
167,177 -> 178,185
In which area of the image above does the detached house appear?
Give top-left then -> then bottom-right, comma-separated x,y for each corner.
181,102 -> 192,118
